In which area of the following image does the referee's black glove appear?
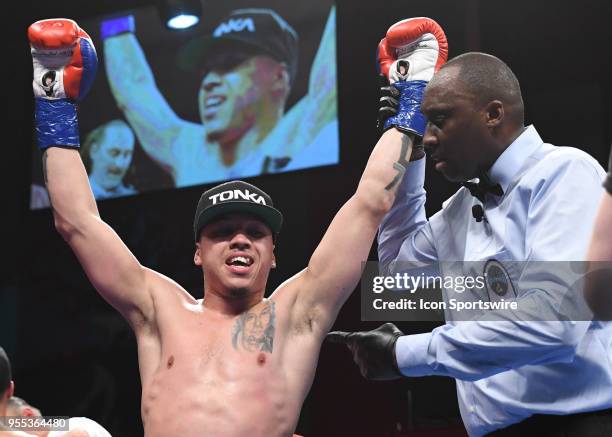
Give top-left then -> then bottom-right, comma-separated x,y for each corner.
327,322 -> 404,380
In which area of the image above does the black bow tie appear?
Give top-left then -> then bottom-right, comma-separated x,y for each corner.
462,173 -> 503,203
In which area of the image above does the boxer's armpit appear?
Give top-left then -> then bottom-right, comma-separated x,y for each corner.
231,300 -> 276,353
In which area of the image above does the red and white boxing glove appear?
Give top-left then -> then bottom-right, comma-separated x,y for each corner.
377,17 -> 448,137
29,19 -> 97,149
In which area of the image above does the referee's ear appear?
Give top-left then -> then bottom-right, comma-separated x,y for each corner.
485,100 -> 504,129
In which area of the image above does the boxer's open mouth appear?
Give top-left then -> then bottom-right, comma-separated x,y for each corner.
226,255 -> 253,267
206,95 -> 226,109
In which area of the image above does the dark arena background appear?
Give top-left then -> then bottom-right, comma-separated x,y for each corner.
2,0 -> 611,436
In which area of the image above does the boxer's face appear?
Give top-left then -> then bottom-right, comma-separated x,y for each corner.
421,69 -> 490,182
198,51 -> 288,144
195,214 -> 275,298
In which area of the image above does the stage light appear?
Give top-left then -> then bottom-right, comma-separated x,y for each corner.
157,0 -> 202,30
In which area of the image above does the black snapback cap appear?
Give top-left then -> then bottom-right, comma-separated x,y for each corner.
178,8 -> 299,83
193,180 -> 283,241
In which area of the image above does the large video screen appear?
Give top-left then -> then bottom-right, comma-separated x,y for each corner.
30,1 -> 338,209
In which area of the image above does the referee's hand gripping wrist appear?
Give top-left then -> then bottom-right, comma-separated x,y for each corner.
327,322 -> 404,380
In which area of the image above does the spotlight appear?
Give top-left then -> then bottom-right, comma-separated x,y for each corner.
157,0 -> 202,30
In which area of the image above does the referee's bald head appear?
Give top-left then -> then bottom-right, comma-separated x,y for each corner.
435,52 -> 524,126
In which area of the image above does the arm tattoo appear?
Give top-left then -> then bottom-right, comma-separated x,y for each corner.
385,138 -> 411,191
231,300 -> 275,353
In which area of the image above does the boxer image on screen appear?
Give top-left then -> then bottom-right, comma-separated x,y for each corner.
102,8 -> 338,187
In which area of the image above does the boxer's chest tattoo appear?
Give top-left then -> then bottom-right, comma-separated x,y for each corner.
231,300 -> 275,353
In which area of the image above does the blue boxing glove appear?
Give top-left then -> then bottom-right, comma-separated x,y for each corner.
29,19 -> 97,149
377,17 -> 448,137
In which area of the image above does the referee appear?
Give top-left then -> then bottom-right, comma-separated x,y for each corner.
329,51 -> 612,436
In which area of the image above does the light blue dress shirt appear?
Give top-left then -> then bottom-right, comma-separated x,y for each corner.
378,126 -> 612,436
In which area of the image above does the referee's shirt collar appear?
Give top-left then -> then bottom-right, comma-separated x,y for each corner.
488,125 -> 542,194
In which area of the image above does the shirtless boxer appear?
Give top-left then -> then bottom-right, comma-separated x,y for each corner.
29,16 -> 446,437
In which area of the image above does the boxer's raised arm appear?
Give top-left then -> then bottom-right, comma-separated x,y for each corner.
102,16 -> 195,176
258,7 -> 337,162
30,19 -> 154,330
43,148 -> 153,327
292,6 -> 337,144
289,18 -> 447,336
292,128 -> 415,333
